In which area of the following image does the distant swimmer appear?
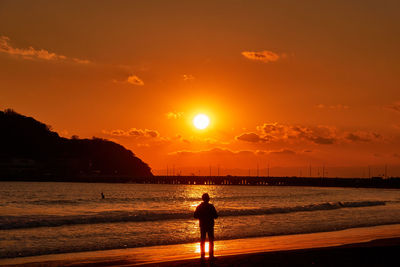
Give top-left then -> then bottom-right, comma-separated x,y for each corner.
194,193 -> 218,259
101,192 -> 105,199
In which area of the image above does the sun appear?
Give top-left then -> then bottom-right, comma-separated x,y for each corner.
193,114 -> 210,130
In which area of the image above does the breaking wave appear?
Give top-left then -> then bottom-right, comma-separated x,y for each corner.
0,200 -> 385,230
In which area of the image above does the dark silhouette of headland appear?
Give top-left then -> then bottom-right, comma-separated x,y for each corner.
0,109 -> 153,181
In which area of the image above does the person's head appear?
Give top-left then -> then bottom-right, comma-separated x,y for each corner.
202,193 -> 210,203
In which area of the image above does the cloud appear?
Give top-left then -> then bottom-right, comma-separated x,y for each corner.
385,102 -> 400,113
253,122 -> 385,145
315,104 -> 349,110
310,136 -> 335,145
241,50 -> 280,63
183,74 -> 194,81
242,122 -> 338,145
287,125 -> 337,144
72,58 -> 90,64
0,36 -> 90,64
169,148 -> 254,157
255,149 -> 296,156
235,132 -> 267,143
269,149 -> 296,155
169,148 -> 298,158
392,124 -> 400,130
345,131 -> 381,143
103,128 -> 159,138
127,75 -> 144,86
166,111 -> 183,119
112,74 -> 145,86
254,122 -> 337,145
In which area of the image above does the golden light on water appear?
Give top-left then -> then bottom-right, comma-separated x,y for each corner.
190,202 -> 201,208
195,242 -> 210,253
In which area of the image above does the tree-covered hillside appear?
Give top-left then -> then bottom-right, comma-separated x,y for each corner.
0,109 -> 153,180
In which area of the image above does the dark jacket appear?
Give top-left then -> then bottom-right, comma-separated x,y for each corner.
194,202 -> 218,228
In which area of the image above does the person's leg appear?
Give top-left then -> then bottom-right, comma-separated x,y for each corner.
208,227 -> 215,258
200,227 -> 206,258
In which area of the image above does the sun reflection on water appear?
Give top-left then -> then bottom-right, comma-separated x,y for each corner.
195,242 -> 210,253
190,202 -> 201,208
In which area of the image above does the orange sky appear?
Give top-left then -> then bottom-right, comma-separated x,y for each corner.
1,0 -> 400,177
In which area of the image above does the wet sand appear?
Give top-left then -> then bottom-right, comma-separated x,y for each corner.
150,238 -> 400,267
1,224 -> 400,267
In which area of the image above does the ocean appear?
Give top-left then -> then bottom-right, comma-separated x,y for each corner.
1,182 -> 400,258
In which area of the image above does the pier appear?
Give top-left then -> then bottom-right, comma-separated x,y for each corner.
3,175 -> 400,189
128,175 -> 400,189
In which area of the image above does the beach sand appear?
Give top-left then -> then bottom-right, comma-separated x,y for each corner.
1,224 -> 400,267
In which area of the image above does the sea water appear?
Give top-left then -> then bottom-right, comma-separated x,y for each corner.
1,182 -> 400,258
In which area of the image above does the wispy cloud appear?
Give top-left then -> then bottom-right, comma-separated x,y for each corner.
241,50 -> 280,63
72,58 -> 90,64
345,131 -> 382,143
256,122 -> 337,145
166,111 -> 183,119
102,128 -> 159,138
315,104 -> 349,110
385,101 -> 400,113
243,122 -> 384,145
183,74 -> 194,81
112,74 -> 145,86
0,36 -> 90,64
127,75 -> 144,86
169,147 -> 298,158
269,149 -> 296,155
235,132 -> 267,143
168,148 -> 254,157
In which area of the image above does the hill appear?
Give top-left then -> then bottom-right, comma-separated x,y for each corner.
0,109 -> 153,181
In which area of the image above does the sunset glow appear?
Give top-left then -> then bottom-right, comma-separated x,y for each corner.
1,1 -> 400,177
2,2 -> 400,265
193,114 -> 210,130
196,242 -> 210,254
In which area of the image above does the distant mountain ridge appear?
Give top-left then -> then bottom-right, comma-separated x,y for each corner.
0,109 -> 153,181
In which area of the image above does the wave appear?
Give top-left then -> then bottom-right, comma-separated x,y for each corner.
7,193 -> 330,206
219,201 -> 386,216
0,200 -> 385,230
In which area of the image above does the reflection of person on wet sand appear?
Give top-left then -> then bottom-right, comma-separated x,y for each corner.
194,193 -> 218,259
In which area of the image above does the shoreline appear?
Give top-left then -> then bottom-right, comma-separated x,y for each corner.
1,224 -> 400,266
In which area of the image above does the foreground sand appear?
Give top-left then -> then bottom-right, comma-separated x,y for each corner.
151,238 -> 400,267
1,224 -> 400,266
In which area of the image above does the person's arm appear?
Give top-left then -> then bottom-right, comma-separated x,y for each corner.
194,206 -> 199,219
213,205 -> 218,219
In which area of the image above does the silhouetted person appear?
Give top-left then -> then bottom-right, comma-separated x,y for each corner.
101,192 -> 105,199
194,193 -> 218,259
